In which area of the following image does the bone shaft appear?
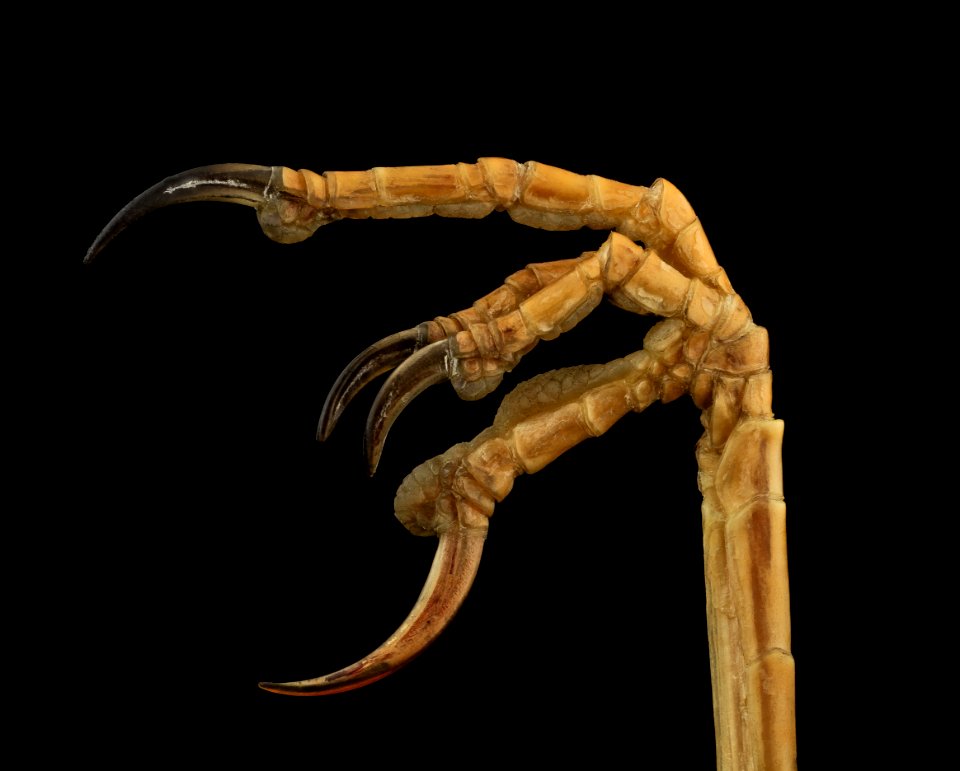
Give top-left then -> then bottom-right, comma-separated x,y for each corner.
701,415 -> 796,770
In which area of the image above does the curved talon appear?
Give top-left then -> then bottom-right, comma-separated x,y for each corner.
259,523 -> 486,695
317,326 -> 431,441
365,340 -> 452,475
84,164 -> 274,264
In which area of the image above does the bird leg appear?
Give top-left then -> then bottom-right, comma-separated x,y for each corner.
85,159 -> 796,770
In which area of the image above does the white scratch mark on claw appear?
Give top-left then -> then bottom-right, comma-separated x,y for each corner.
164,178 -> 248,194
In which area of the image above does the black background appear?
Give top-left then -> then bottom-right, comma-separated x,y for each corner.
56,40 -> 878,767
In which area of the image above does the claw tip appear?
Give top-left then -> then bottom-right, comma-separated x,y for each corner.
83,241 -> 102,265
364,436 -> 382,477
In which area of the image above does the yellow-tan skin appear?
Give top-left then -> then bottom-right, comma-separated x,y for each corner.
87,159 -> 795,771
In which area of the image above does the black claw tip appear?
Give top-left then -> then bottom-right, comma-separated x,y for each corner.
317,328 -> 424,442
364,340 -> 451,474
84,164 -> 274,264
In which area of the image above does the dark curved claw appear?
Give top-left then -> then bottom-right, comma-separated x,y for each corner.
259,523 -> 486,696
317,326 -> 431,441
364,340 -> 452,475
84,164 -> 274,264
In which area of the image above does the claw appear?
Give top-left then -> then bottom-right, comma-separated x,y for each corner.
84,164 -> 275,264
317,326 -> 432,441
364,340 -> 452,475
259,523 -> 486,695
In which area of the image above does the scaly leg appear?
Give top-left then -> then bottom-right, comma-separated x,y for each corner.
698,371 -> 794,771
85,159 -> 795,770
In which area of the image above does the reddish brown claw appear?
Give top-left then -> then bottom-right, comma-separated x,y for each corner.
259,523 -> 486,695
